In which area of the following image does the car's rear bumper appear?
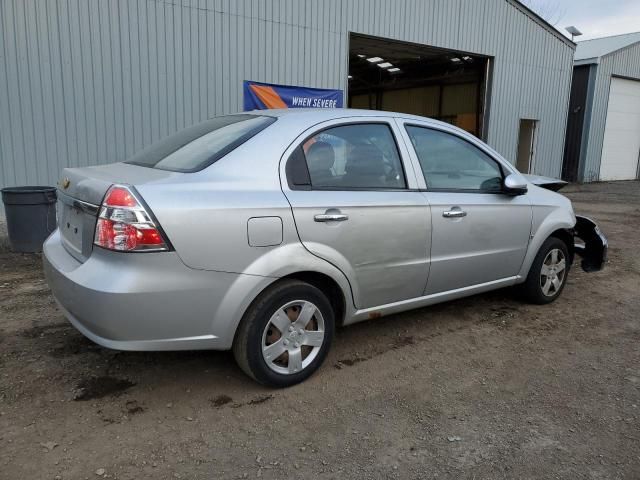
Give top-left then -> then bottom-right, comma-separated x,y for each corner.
573,215 -> 608,272
43,229 -> 270,351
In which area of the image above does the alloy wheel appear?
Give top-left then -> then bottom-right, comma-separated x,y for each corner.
261,300 -> 325,375
540,248 -> 567,297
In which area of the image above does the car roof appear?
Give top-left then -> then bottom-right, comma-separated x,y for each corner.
246,108 -> 450,128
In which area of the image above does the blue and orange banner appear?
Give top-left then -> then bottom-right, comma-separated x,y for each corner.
243,80 -> 343,111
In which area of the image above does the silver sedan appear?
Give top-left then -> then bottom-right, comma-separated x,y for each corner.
43,109 -> 607,387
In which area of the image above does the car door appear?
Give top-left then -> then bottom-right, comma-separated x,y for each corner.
281,118 -> 431,310
397,121 -> 532,295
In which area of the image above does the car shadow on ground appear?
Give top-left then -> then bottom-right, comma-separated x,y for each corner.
17,285 -> 525,402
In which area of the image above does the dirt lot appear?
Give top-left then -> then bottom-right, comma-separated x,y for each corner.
1,181 -> 639,479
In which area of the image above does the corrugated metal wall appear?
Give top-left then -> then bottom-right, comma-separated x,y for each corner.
0,0 -> 574,190
580,42 -> 640,182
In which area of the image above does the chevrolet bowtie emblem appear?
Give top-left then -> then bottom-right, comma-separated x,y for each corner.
62,177 -> 71,189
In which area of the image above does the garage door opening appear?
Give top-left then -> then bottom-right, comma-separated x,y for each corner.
348,33 -> 491,139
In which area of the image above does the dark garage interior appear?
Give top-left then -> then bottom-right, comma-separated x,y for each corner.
348,33 -> 491,139
562,65 -> 590,182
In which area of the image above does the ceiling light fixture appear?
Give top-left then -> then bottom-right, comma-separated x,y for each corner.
388,67 -> 401,73
377,62 -> 393,68
367,56 -> 384,63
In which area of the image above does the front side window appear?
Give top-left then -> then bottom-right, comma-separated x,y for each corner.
300,123 -> 406,190
126,114 -> 276,172
405,126 -> 503,192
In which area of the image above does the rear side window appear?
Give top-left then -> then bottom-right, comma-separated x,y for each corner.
126,115 -> 276,172
405,126 -> 503,192
297,123 -> 406,190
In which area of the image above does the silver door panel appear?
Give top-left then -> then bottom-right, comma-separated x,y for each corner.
280,116 -> 431,310
284,189 -> 431,309
393,119 -> 532,295
423,192 -> 532,294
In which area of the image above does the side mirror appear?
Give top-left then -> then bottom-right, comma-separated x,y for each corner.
503,173 -> 528,196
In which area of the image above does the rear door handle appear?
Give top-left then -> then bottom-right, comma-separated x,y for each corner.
314,213 -> 349,222
443,210 -> 467,218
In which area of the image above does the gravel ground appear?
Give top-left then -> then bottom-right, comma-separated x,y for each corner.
0,181 -> 639,480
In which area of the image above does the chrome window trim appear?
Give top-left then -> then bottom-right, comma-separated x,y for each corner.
401,122 -> 511,194
286,120 -> 411,192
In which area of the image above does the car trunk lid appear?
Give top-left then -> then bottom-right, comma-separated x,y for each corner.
56,163 -> 177,262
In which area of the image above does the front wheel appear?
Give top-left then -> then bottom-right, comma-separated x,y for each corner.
518,237 -> 570,304
233,280 -> 335,387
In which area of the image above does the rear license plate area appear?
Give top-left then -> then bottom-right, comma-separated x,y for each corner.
59,202 -> 84,253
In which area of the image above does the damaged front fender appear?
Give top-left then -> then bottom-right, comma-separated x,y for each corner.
574,216 -> 608,272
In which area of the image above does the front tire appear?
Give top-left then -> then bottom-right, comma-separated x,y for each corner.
233,279 -> 335,387
519,237 -> 570,304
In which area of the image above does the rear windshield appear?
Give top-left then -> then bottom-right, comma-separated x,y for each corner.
126,114 -> 276,172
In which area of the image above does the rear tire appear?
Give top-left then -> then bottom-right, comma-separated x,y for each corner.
233,279 -> 335,387
518,237 -> 570,304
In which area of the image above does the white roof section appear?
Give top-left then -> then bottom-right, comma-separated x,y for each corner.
575,31 -> 640,63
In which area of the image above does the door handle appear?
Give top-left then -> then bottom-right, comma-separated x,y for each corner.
314,213 -> 349,222
443,210 -> 467,218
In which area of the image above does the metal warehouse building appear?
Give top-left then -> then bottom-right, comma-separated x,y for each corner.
0,0 -> 575,192
563,32 -> 640,182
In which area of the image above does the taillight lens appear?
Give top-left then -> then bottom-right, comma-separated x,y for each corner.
94,185 -> 168,252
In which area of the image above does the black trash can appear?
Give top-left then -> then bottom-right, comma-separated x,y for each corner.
1,186 -> 57,253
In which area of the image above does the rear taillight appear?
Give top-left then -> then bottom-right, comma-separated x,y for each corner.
94,185 -> 169,252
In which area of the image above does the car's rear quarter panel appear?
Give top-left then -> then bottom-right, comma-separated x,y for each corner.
133,116 -> 358,339
133,123 -> 301,275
